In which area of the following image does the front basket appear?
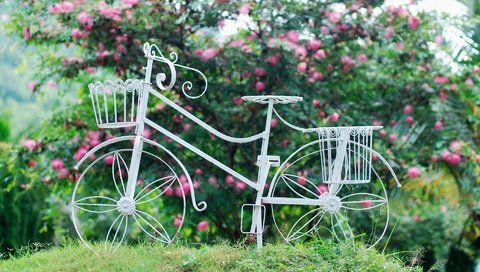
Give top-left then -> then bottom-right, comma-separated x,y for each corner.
88,79 -> 143,129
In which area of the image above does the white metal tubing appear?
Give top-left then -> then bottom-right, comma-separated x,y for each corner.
144,118 -> 259,190
125,58 -> 154,199
250,100 -> 274,251
148,87 -> 265,143
262,197 -> 327,206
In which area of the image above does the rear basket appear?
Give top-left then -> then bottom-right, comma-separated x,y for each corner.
317,126 -> 375,184
88,79 -> 143,129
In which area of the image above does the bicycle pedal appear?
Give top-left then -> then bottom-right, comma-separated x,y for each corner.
255,155 -> 280,167
240,204 -> 266,235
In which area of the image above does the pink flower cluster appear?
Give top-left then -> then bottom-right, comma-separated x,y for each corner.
194,48 -> 218,61
50,158 -> 70,180
225,175 -> 247,192
49,1 -> 75,14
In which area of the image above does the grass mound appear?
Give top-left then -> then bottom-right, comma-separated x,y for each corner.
0,241 -> 419,272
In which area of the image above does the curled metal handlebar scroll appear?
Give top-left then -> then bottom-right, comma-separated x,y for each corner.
143,42 -> 208,99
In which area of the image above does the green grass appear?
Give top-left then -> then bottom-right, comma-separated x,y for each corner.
0,241 -> 420,272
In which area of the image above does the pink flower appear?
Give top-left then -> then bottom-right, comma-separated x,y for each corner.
312,99 -> 320,107
328,112 -> 340,122
23,28 -> 31,40
122,0 -> 139,7
173,215 -> 183,227
72,28 -> 83,39
360,200 -> 373,208
233,97 -> 243,106
266,54 -> 281,66
21,139 -> 36,151
389,133 -> 397,143
235,181 -> 247,192
407,167 -> 420,178
183,124 -> 192,132
270,118 -> 279,128
413,214 -> 421,222
465,77 -> 474,86
57,168 -> 70,179
238,4 -> 251,15
164,187 -> 174,196
314,49 -> 326,60
195,168 -> 203,175
77,11 -> 93,26
320,26 -> 329,34
46,80 -> 57,89
476,155 -> 480,164
357,54 -> 368,63
200,48 -> 217,61
27,81 -> 36,92
449,153 -> 461,165
441,151 -> 451,161
384,26 -> 394,40
307,39 -> 322,51
474,66 -> 480,74
317,184 -> 328,194
296,62 -> 307,73
440,206 -> 447,213
73,146 -> 89,161
396,42 -> 404,51
208,176 -> 218,186
254,68 -> 266,77
449,140 -> 461,152
61,1 -> 74,13
405,116 -> 414,125
297,176 -> 307,186
51,158 -> 65,170
225,175 -> 235,184
143,127 -> 152,139
196,220 -> 209,231
240,45 -> 252,53
408,16 -> 420,30
434,76 -> 449,84
99,1 -> 121,21
435,35 -> 443,45
104,155 -> 114,165
286,31 -> 299,44
255,81 -> 266,91
312,72 -> 324,81
327,11 -> 342,24
434,121 -> 443,130
431,154 -> 438,163
294,46 -> 307,58
371,153 -> 378,161
174,186 -> 183,198
403,104 -> 413,115
182,183 -> 191,195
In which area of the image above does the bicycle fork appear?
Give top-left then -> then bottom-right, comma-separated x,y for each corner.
249,100 -> 275,252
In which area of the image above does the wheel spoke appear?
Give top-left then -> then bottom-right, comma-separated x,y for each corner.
105,214 -> 128,254
112,152 -> 129,197
332,212 -> 353,240
286,208 -> 324,242
135,175 -> 176,204
133,210 -> 170,243
340,192 -> 387,211
74,195 -> 118,214
282,174 -> 320,199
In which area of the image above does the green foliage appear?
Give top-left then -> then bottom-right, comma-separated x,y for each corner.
0,241 -> 420,272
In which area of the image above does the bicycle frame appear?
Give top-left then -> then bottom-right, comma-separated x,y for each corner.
74,43 -> 402,254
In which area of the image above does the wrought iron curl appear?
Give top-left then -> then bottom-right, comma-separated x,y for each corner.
143,42 -> 208,99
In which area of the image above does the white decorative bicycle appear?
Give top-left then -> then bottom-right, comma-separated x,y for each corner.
72,42 -> 401,255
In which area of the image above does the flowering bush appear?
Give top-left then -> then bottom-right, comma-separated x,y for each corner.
3,0 -> 480,267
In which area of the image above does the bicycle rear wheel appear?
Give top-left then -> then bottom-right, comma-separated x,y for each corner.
266,139 -> 394,249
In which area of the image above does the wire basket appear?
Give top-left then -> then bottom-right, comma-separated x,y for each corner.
317,126 -> 375,184
88,79 -> 143,129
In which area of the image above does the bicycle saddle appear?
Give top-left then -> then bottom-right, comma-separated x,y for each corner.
241,95 -> 303,104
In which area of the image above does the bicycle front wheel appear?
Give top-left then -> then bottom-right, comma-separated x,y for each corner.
72,140 -> 187,255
